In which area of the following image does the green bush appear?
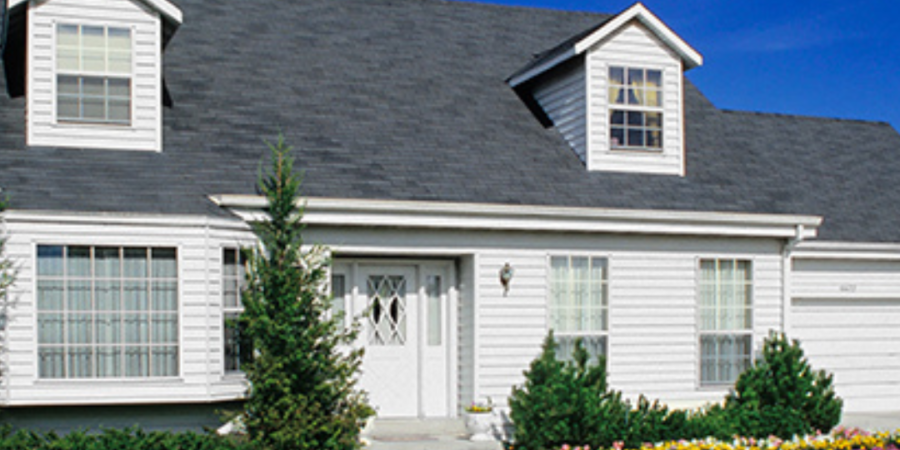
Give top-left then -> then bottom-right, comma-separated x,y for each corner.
509,332 -> 627,450
0,426 -> 250,450
725,331 -> 843,438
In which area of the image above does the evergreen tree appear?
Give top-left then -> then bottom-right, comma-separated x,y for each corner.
725,331 -> 842,438
240,135 -> 373,450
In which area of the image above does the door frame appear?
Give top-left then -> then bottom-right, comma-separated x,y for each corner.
332,258 -> 459,418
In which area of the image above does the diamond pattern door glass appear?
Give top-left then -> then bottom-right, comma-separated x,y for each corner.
367,275 -> 407,346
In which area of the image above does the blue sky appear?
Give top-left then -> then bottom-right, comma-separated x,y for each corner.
457,0 -> 900,131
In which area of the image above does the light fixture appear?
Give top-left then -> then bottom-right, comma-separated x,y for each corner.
499,262 -> 514,296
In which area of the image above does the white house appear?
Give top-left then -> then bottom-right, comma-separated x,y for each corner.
1,0 -> 900,430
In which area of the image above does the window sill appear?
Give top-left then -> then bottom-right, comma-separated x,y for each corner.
35,377 -> 184,385
610,146 -> 664,154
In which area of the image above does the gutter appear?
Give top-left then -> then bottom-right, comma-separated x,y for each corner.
209,195 -> 823,240
781,225 -> 806,335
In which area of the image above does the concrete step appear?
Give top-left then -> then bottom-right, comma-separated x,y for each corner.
364,418 -> 503,450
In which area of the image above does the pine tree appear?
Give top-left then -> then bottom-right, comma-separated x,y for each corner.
725,331 -> 842,438
240,135 -> 373,450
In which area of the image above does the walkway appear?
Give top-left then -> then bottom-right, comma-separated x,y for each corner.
365,419 -> 502,450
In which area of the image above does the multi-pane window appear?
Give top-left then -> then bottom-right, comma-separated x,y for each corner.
698,259 -> 753,386
609,66 -> 663,150
37,246 -> 178,379
222,248 -> 248,373
549,256 -> 608,363
56,24 -> 132,124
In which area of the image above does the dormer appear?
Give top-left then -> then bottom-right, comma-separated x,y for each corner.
509,3 -> 702,176
3,0 -> 181,152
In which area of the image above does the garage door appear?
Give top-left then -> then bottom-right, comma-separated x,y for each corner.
792,298 -> 900,412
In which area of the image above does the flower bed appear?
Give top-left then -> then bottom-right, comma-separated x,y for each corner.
556,427 -> 900,450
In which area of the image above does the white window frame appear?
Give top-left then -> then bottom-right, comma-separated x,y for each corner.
697,258 -> 753,387
54,22 -> 134,126
547,255 -> 609,363
222,247 -> 246,374
608,65 -> 664,151
35,245 -> 179,380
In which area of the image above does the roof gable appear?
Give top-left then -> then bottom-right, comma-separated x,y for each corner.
509,2 -> 702,87
6,0 -> 182,24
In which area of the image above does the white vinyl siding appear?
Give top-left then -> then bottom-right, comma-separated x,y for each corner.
2,213 -> 255,406
791,258 -> 900,412
532,63 -> 587,163
586,22 -> 684,175
26,0 -> 163,151
302,226 -> 784,410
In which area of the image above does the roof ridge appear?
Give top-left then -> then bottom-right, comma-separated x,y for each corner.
720,108 -> 892,127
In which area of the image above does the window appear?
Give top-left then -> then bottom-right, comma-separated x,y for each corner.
36,246 -> 178,379
549,256 -> 608,363
223,248 -> 248,373
609,66 -> 662,150
56,24 -> 132,125
698,259 -> 752,386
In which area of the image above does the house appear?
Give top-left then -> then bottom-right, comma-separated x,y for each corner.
2,0 -> 900,431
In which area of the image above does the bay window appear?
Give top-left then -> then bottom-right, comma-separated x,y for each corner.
549,256 -> 608,363
37,246 -> 178,379
698,259 -> 752,386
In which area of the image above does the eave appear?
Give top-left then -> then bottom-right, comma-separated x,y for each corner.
209,195 -> 822,240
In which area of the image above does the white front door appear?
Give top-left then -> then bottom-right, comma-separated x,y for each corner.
333,261 -> 455,418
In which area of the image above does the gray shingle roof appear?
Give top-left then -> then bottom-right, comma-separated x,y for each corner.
1,0 -> 899,242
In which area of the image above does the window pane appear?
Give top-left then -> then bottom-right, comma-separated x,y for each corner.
152,280 -> 177,311
57,75 -> 80,95
124,248 -> 148,278
57,24 -> 79,46
152,313 -> 177,344
646,112 -> 662,128
39,348 -> 66,379
646,70 -> 661,88
646,89 -> 661,107
626,111 -> 643,126
124,280 -> 148,310
95,247 -> 120,278
556,335 -> 606,365
96,347 -> 122,377
627,68 -> 643,87
646,130 -> 662,148
125,313 -> 149,343
82,97 -> 105,120
151,248 -> 177,278
38,313 -> 64,344
107,28 -> 131,49
152,347 -> 178,377
95,280 -> 121,311
58,96 -> 80,120
610,128 -> 624,147
610,110 -> 625,125
67,246 -> 91,277
68,314 -> 93,344
224,313 -> 242,372
68,347 -> 93,378
609,67 -> 625,85
331,274 -> 345,320
96,313 -> 122,344
37,280 -> 64,311
627,129 -> 644,147
427,275 -> 442,346
125,346 -> 150,377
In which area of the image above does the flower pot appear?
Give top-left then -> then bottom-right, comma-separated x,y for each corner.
465,411 -> 495,441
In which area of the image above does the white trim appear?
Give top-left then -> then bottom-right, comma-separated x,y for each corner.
211,195 -> 822,239
792,241 -> 900,260
7,0 -> 183,24
3,210 -> 251,231
509,3 -> 702,87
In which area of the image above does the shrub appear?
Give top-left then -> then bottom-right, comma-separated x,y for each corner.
509,332 -> 628,450
0,426 -> 250,450
725,331 -> 843,438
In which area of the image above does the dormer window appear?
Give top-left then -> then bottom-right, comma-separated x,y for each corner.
609,66 -> 663,150
56,24 -> 132,125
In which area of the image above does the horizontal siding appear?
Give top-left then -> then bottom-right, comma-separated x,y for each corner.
2,215 -> 255,406
586,23 -> 683,176
27,0 -> 162,152
791,294 -> 900,413
533,64 -> 587,162
792,259 -> 900,298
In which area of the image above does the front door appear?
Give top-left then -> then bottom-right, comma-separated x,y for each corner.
333,261 -> 454,418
